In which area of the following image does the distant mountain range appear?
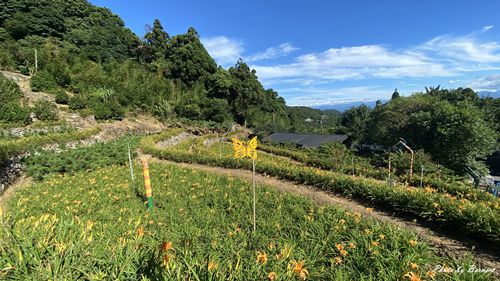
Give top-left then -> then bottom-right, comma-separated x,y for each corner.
313,100 -> 387,111
478,91 -> 500,99
313,92 -> 499,112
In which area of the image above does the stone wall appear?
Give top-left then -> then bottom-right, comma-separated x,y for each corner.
0,157 -> 23,194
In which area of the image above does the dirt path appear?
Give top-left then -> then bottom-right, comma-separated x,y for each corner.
145,156 -> 500,274
0,175 -> 32,212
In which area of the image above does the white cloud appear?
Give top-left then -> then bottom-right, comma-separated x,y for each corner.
468,74 -> 500,92
201,36 -> 243,66
251,45 -> 454,83
246,43 -> 299,62
203,28 -> 500,106
283,86 -> 391,106
419,34 -> 500,63
482,25 -> 494,32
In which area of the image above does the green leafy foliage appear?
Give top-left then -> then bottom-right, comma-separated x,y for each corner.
68,94 -> 87,110
0,0 -> 297,126
0,103 -> 30,124
91,99 -> 124,120
166,27 -> 217,86
341,105 -> 370,145
32,99 -> 58,121
364,92 -> 497,172
153,100 -> 176,121
54,89 -> 69,104
30,71 -> 58,92
0,74 -> 30,124
286,106 -> 341,134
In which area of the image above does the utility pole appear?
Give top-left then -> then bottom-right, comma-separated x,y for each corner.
34,49 -> 38,74
420,166 -> 424,187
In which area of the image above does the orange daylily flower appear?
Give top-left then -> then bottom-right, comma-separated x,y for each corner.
290,260 -> 309,280
403,272 -> 422,281
256,251 -> 268,264
161,241 -> 173,252
208,261 -> 218,272
136,227 -> 144,237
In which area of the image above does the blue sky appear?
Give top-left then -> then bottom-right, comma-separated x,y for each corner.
90,0 -> 500,106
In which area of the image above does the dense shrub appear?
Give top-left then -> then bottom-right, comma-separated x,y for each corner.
32,99 -> 58,121
0,74 -> 21,103
0,75 -> 31,124
0,52 -> 15,70
153,99 -> 176,121
68,94 -> 88,110
0,102 -> 31,124
91,100 -> 124,120
30,71 -> 58,92
54,89 -> 69,104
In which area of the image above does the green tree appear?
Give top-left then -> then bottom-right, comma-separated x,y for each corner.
228,59 -> 265,127
208,67 -> 233,100
166,27 -> 217,86
142,19 -> 169,64
391,88 -> 400,100
341,105 -> 371,145
367,92 -> 497,172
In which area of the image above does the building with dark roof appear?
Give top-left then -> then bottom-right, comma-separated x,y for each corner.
266,132 -> 348,148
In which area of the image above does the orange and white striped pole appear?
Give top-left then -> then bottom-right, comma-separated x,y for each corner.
141,159 -> 153,210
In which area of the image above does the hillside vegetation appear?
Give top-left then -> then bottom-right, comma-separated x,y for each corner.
0,0 -> 498,174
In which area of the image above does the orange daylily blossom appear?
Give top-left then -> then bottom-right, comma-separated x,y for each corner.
426,270 -> 436,279
161,241 -> 173,252
256,251 -> 268,264
290,260 -> 309,280
208,261 -> 218,271
403,272 -> 422,281
268,271 -> 277,280
136,227 -> 144,237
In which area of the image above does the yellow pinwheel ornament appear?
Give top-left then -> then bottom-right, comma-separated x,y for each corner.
232,136 -> 258,160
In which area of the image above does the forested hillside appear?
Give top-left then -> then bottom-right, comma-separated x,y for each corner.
0,0 -> 291,130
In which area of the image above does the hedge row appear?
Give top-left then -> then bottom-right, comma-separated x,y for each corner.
0,127 -> 100,162
258,143 -> 495,203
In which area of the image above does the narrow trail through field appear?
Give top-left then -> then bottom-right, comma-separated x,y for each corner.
142,153 -> 500,273
0,175 -> 32,212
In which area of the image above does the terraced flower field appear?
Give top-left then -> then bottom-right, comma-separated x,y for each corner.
0,163 -> 491,280
257,143 -> 492,202
141,130 -> 500,245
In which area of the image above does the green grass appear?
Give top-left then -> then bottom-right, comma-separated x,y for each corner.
1,162 -> 492,280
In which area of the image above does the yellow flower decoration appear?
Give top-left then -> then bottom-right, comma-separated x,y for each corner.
232,137 -> 258,160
